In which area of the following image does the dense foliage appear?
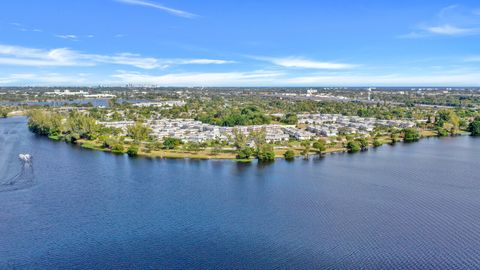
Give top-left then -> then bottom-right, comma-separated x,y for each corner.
283,149 -> 295,160
346,141 -> 361,153
469,117 -> 480,136
127,145 -> 139,156
0,107 -> 11,118
196,106 -> 271,127
127,122 -> 152,142
435,109 -> 460,136
163,137 -> 183,149
403,128 -> 420,142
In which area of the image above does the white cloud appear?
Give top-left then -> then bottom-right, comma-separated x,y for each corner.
0,45 -> 87,66
2,69 -> 480,86
0,44 -> 234,69
9,22 -> 43,33
396,32 -> 426,39
96,70 -> 480,86
0,73 -> 89,85
174,59 -> 235,65
92,53 -> 161,69
425,24 -> 478,35
115,0 -> 197,18
255,56 -> 356,70
400,5 -> 480,38
55,34 -> 79,41
274,57 -> 355,69
110,70 -> 283,86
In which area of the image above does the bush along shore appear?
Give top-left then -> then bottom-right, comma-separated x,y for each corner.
24,108 -> 477,162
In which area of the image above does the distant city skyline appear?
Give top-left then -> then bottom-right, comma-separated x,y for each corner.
1,0 -> 480,86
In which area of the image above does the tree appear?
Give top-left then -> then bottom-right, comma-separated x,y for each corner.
111,143 -> 125,154
312,139 -> 327,154
468,117 -> 480,136
436,109 -> 460,135
163,137 -> 182,149
300,141 -> 311,158
390,130 -> 400,144
197,105 -> 271,127
281,113 -> 298,125
346,141 -> 361,153
232,128 -> 248,150
152,141 -> 164,151
403,128 -> 420,142
357,137 -> 369,150
28,110 -> 63,136
373,139 -> 383,147
436,127 -> 449,137
127,145 -> 139,156
256,144 -> 275,161
65,111 -> 99,140
236,147 -> 254,159
0,107 -> 10,118
127,122 -> 152,142
144,143 -> 154,153
185,142 -> 201,152
283,149 -> 295,160
250,128 -> 267,151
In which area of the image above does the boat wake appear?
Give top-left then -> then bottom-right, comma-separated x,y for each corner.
0,154 -> 35,192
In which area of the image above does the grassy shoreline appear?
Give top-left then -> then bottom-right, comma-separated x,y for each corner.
55,129 -> 443,161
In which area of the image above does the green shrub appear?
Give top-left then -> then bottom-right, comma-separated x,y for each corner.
283,149 -> 295,160
346,141 -> 361,153
236,147 -> 254,159
403,128 -> 420,142
127,145 -> 139,156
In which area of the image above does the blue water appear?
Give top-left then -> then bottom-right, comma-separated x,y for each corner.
1,117 -> 480,269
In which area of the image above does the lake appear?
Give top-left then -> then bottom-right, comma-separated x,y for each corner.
1,117 -> 480,269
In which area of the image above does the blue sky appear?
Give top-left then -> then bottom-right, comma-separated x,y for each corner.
1,0 -> 480,86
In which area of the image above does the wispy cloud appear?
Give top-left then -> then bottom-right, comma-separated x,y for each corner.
55,34 -> 95,41
399,5 -> 480,38
175,59 -> 235,65
0,73 -> 89,85
55,34 -> 79,41
254,56 -> 356,70
8,22 -> 43,33
3,68 -> 480,87
105,69 -> 480,87
425,24 -> 478,35
0,44 -> 234,69
110,70 -> 282,86
115,0 -> 197,18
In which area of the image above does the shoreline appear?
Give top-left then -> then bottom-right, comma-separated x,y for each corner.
3,115 -> 466,161
45,129 -> 443,161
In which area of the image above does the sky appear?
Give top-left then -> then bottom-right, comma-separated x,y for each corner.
1,0 -> 480,87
